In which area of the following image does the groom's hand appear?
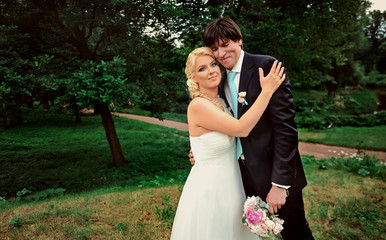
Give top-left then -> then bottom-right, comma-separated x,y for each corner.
266,185 -> 287,215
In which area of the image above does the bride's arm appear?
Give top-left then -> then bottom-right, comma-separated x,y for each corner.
188,91 -> 271,137
189,61 -> 285,137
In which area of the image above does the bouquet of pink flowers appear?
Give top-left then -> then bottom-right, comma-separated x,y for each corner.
242,196 -> 284,238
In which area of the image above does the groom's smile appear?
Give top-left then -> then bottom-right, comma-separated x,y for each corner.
211,39 -> 242,70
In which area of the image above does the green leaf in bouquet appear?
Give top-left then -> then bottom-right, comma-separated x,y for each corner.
242,216 -> 247,224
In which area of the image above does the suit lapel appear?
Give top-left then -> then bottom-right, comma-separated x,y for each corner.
237,52 -> 254,119
219,68 -> 234,116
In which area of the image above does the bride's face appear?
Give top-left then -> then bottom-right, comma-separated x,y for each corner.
193,55 -> 221,91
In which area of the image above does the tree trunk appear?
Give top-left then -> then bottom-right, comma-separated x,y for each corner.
74,110 -> 82,124
327,62 -> 339,96
100,104 -> 126,167
326,80 -> 337,97
93,101 -> 101,115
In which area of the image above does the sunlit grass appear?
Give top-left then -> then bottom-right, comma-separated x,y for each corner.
0,185 -> 181,240
1,157 -> 385,240
1,109 -> 385,239
298,125 -> 386,150
303,157 -> 385,239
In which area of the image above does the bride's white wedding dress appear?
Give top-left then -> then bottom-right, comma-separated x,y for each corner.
170,132 -> 259,240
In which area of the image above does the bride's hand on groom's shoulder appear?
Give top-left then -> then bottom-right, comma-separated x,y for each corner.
259,60 -> 286,96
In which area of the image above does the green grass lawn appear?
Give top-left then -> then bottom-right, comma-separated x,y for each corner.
0,109 -> 190,198
0,156 -> 384,240
0,110 -> 385,239
298,125 -> 386,151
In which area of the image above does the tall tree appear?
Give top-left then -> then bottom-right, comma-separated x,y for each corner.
0,0 -> 196,166
363,10 -> 386,74
62,57 -> 133,166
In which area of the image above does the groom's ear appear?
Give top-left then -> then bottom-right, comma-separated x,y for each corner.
238,39 -> 243,48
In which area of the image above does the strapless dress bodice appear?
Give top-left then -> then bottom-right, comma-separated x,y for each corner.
189,132 -> 235,164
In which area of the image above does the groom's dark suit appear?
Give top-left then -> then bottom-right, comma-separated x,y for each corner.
219,52 -> 313,240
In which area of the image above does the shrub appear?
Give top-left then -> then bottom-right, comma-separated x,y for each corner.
336,88 -> 378,115
293,88 -> 378,116
295,110 -> 386,129
361,70 -> 386,87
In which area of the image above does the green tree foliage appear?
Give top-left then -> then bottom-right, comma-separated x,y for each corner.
220,0 -> 371,94
363,10 -> 386,74
63,57 -> 133,114
0,0 -> 209,166
0,25 -> 63,126
61,57 -> 136,166
0,0 -> 383,166
0,25 -> 27,126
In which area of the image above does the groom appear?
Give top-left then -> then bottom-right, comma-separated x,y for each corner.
193,17 -> 314,239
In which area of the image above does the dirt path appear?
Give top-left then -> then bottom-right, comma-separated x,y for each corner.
113,112 -> 386,161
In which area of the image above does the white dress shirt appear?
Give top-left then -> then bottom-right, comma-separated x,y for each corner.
225,50 -> 244,113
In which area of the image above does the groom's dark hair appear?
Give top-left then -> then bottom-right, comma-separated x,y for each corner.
203,17 -> 243,48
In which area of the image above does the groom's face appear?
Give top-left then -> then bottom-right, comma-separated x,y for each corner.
210,38 -> 242,71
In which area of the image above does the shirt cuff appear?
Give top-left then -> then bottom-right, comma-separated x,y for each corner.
272,182 -> 291,189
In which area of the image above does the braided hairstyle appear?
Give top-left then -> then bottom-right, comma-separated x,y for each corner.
185,47 -> 224,111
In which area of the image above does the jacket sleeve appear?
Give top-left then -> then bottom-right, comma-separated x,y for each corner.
266,64 -> 298,186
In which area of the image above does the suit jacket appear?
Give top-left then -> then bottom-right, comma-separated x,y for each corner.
219,52 -> 307,200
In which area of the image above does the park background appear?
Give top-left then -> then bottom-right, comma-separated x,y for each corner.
0,0 -> 385,239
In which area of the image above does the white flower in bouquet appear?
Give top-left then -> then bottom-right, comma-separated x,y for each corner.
243,196 -> 257,212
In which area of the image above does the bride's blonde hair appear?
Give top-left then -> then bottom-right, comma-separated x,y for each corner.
185,47 -> 224,111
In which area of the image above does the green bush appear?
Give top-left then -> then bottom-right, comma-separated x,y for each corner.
295,110 -> 386,129
294,88 -> 378,116
308,153 -> 386,180
361,70 -> 386,87
293,88 -> 381,128
336,88 -> 378,115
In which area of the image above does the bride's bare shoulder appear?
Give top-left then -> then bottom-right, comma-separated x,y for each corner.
188,98 -> 216,117
188,97 -> 212,110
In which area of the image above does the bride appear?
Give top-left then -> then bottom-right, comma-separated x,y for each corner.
170,47 -> 285,240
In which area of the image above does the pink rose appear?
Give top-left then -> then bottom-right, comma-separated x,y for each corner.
238,97 -> 245,103
247,201 -> 255,210
246,209 -> 261,226
244,197 -> 257,211
259,223 -> 268,233
257,209 -> 267,220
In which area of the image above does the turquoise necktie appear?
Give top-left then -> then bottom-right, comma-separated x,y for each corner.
228,71 -> 243,160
